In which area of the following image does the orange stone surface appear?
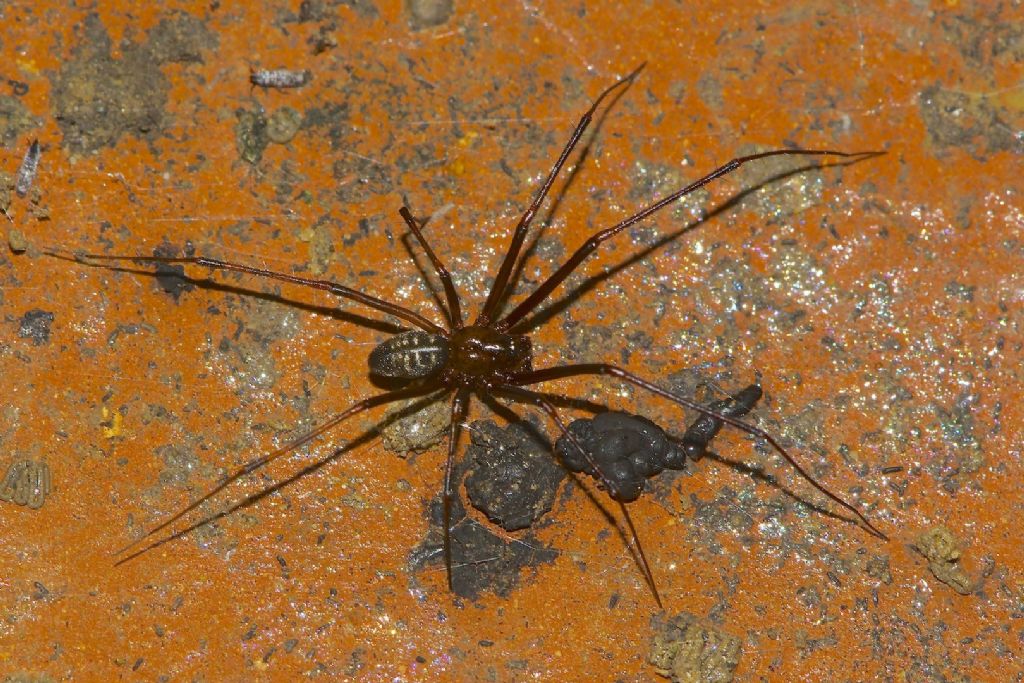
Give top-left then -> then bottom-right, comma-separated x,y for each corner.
1,1 -> 1021,681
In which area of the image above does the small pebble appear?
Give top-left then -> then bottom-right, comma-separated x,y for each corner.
15,139 -> 40,198
267,107 -> 303,144
250,68 -> 311,89
0,460 -> 51,509
8,228 -> 27,253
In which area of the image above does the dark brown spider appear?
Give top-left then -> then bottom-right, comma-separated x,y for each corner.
53,64 -> 887,607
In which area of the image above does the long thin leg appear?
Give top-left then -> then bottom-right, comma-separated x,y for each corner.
116,421 -> 382,564
496,149 -> 882,332
115,384 -> 439,560
46,248 -> 444,335
399,206 -> 463,329
475,63 -> 645,326
443,389 -> 471,590
512,364 -> 889,540
495,384 -> 663,608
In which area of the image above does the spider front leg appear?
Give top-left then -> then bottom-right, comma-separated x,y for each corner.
399,206 -> 464,329
476,63 -> 645,326
512,364 -> 888,541
44,247 -> 445,334
496,148 -> 882,332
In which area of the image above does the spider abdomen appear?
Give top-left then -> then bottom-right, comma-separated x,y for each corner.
369,330 -> 449,379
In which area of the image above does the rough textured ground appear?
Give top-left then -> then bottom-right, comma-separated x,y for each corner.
1,1 -> 1021,681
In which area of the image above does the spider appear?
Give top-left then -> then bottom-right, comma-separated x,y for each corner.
54,64 -> 886,607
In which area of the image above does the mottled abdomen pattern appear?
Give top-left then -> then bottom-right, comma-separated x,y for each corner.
369,330 -> 450,379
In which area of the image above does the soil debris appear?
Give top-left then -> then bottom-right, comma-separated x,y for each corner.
649,612 -> 742,683
914,525 -> 975,595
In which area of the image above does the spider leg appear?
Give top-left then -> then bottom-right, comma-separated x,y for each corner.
443,389 -> 471,591
476,63 -> 645,326
399,206 -> 463,329
496,149 -> 883,332
115,424 -> 380,565
114,383 -> 440,563
512,364 -> 889,541
495,384 -> 662,609
45,248 -> 444,334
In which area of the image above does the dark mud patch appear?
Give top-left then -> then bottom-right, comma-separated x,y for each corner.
146,12 -> 218,64
0,95 -> 40,147
464,419 -> 565,531
235,106 -> 269,165
51,12 -> 215,155
919,83 -> 1023,159
409,419 -> 562,600
17,309 -> 54,345
734,144 -> 829,223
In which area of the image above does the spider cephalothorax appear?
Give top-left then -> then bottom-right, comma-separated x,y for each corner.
446,325 -> 532,386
